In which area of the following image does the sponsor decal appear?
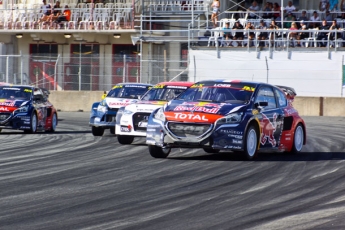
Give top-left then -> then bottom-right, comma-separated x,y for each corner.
138,121 -> 147,127
20,126 -> 30,129
252,109 -> 259,115
232,139 -> 243,144
214,84 -> 231,87
24,89 -> 32,93
153,84 -> 164,89
190,83 -> 204,88
147,124 -> 161,128
120,126 -> 130,132
174,105 -> 221,114
228,134 -> 243,139
124,85 -> 148,88
242,86 -> 255,91
224,145 -> 241,149
146,133 -> 153,138
166,86 -> 188,89
0,102 -> 15,107
109,100 -> 133,106
112,85 -> 123,89
260,113 -> 278,147
165,112 -> 223,123
0,107 -> 9,111
146,140 -> 156,145
147,128 -> 156,132
3,87 -> 21,90
219,129 -> 243,135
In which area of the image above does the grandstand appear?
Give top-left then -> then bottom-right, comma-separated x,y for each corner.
0,0 -> 344,96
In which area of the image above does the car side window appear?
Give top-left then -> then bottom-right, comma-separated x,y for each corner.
274,88 -> 287,107
255,86 -> 277,109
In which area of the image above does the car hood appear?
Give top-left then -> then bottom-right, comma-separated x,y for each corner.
0,99 -> 29,112
105,98 -> 139,108
163,100 -> 247,123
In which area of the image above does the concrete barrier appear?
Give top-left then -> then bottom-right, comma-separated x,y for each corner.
49,91 -> 344,116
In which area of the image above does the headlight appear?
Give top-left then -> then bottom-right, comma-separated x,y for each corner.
123,110 -> 133,116
14,105 -> 29,114
97,102 -> 108,113
216,112 -> 243,125
154,108 -> 166,122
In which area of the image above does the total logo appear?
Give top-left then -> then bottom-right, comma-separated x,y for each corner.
0,107 -> 9,111
173,113 -> 208,121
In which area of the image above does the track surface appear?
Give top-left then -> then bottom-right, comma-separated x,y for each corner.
1,112 -> 345,230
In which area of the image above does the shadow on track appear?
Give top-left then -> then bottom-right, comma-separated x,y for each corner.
168,151 -> 345,162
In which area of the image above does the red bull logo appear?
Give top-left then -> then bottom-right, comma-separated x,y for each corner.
260,113 -> 277,147
174,102 -> 223,114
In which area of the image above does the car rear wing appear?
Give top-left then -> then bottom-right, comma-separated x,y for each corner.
276,85 -> 296,104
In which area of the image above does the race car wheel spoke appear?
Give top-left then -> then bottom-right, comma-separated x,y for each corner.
244,125 -> 258,160
117,135 -> 134,145
92,126 -> 104,136
148,145 -> 171,158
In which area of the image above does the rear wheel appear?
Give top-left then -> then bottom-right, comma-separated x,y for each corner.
92,126 -> 104,136
243,125 -> 258,160
24,112 -> 37,134
117,135 -> 134,144
46,113 -> 57,132
148,145 -> 171,158
110,127 -> 115,134
289,124 -> 304,154
203,148 -> 220,153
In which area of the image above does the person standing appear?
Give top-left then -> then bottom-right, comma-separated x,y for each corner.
211,0 -> 220,28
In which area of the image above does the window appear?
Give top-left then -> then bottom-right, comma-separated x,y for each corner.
274,88 -> 288,107
255,86 -> 277,109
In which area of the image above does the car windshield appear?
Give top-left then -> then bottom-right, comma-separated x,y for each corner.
107,85 -> 150,99
141,85 -> 188,101
177,82 -> 255,103
0,86 -> 32,100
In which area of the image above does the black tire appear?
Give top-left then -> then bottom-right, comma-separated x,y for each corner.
243,125 -> 259,160
289,124 -> 304,154
203,147 -> 220,153
148,145 -> 171,158
92,126 -> 104,136
110,127 -> 115,134
117,135 -> 134,144
24,112 -> 38,134
46,113 -> 57,133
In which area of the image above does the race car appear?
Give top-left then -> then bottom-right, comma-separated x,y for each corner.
0,84 -> 58,133
115,81 -> 194,144
89,83 -> 152,136
146,80 -> 306,160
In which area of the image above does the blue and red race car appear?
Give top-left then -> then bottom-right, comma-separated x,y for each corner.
146,80 -> 306,159
0,84 -> 58,133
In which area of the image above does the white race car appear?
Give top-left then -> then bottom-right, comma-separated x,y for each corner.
115,81 -> 194,144
89,83 -> 152,136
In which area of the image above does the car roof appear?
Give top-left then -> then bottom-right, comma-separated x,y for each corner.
156,81 -> 194,86
116,83 -> 153,87
196,79 -> 262,85
0,84 -> 35,89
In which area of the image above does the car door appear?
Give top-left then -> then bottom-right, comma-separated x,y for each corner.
254,85 -> 284,149
33,88 -> 48,128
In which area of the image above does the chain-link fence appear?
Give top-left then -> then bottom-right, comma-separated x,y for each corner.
0,53 -> 188,91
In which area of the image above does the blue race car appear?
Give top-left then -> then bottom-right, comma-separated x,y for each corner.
0,84 -> 58,133
146,80 -> 306,159
89,83 -> 152,136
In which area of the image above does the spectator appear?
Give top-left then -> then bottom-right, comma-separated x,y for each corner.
234,1 -> 246,20
272,3 -> 281,20
329,0 -> 339,11
211,0 -> 220,28
284,1 -> 297,15
49,1 -> 62,25
222,22 -> 232,46
56,5 -> 71,23
297,22 -> 309,46
310,11 -> 321,28
325,10 -> 333,24
38,0 -> 52,23
247,1 -> 260,19
262,2 -> 272,19
232,20 -> 244,46
341,0 -> 345,18
284,12 -> 295,28
297,10 -> 309,27
256,20 -> 268,47
289,21 -> 298,46
316,19 -> 330,47
320,0 -> 330,11
329,19 -> 341,43
244,22 -> 255,46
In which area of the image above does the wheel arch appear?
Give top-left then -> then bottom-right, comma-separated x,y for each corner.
245,118 -> 261,150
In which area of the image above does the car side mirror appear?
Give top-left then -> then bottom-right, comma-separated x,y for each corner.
254,101 -> 268,110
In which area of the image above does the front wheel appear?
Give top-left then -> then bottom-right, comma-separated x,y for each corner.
243,125 -> 258,160
203,148 -> 220,153
148,145 -> 171,158
24,112 -> 37,134
92,126 -> 104,136
117,135 -> 134,144
289,124 -> 304,154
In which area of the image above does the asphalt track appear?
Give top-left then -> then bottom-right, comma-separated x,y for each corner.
1,112 -> 345,230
